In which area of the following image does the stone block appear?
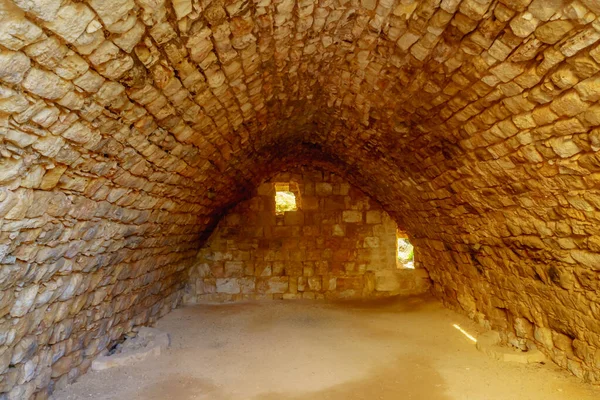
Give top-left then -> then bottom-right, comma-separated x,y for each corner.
257,277 -> 289,294
88,0 -> 135,26
363,237 -> 380,248
374,270 -> 401,292
323,277 -> 337,291
22,68 -> 72,100
302,196 -> 319,210
342,211 -> 362,223
534,326 -> 554,349
12,0 -> 62,21
91,327 -> 170,371
574,75 -> 600,102
216,278 -> 240,294
315,182 -> 332,196
560,27 -> 600,57
197,278 -> 216,294
308,276 -> 322,291
239,277 -> 256,293
298,277 -> 306,291
257,183 -> 273,195
323,196 -> 345,211
332,224 -> 345,236
44,3 -> 96,43
535,20 -> 575,44
365,210 -> 382,224
10,285 -> 39,317
336,277 -> 364,291
224,261 -> 244,276
271,226 -> 298,238
283,210 -> 304,225
284,262 -> 303,276
0,50 -> 30,84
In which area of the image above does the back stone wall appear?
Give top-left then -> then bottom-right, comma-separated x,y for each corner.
185,167 -> 431,303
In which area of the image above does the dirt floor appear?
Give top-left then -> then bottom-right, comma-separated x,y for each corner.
53,295 -> 600,400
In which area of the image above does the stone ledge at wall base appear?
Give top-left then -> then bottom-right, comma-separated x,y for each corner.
91,327 -> 171,371
432,284 -> 600,385
0,289 -> 184,400
374,269 -> 432,295
476,331 -> 547,364
182,269 -> 432,304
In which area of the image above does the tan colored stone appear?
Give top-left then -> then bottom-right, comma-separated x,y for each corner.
55,54 -> 89,81
0,50 -> 30,84
10,285 -> 38,317
560,27 -> 600,57
550,91 -> 588,117
3,0 -> 600,393
549,136 -> 581,158
113,21 -> 146,53
528,0 -> 564,21
535,20 -> 575,44
0,3 -> 43,50
88,0 -> 135,26
315,182 -> 332,196
574,76 -> 600,102
366,210 -> 382,224
22,68 -> 72,100
342,211 -> 362,223
11,0 -> 61,21
40,165 -> 67,190
44,3 -> 96,43
509,12 -> 539,38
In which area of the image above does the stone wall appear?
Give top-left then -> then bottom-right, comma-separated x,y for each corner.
186,168 -> 430,302
2,0 -> 600,395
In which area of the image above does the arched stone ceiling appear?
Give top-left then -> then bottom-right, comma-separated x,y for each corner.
3,0 -> 599,230
3,0 -> 600,395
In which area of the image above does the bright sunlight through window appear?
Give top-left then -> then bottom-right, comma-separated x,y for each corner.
397,237 -> 414,269
275,183 -> 297,215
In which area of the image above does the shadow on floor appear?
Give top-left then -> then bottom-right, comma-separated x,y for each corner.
134,353 -> 448,400
253,354 -> 449,400
135,374 -> 229,400
328,293 -> 439,314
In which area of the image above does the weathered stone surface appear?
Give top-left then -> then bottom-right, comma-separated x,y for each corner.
91,327 -> 170,371
0,50 -> 30,84
43,3 -> 96,43
342,211 -> 363,223
0,0 -> 600,396
10,285 -> 38,317
477,331 -> 547,364
187,169 -> 428,303
216,278 -> 240,294
535,21 -> 575,44
21,68 -> 71,100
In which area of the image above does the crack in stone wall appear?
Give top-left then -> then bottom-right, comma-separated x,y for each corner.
1,0 -> 600,397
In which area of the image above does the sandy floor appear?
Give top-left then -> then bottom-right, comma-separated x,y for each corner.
53,295 -> 600,400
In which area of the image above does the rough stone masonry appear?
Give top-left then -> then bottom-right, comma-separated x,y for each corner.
186,167 -> 430,303
1,0 -> 600,397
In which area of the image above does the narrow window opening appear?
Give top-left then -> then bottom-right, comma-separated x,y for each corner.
397,231 -> 414,269
274,183 -> 299,215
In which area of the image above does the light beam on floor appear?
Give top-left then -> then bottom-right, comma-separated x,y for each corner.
453,324 -> 477,343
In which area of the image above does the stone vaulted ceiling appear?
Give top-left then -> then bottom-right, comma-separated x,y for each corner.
2,0 -> 600,226
3,0 -> 600,396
